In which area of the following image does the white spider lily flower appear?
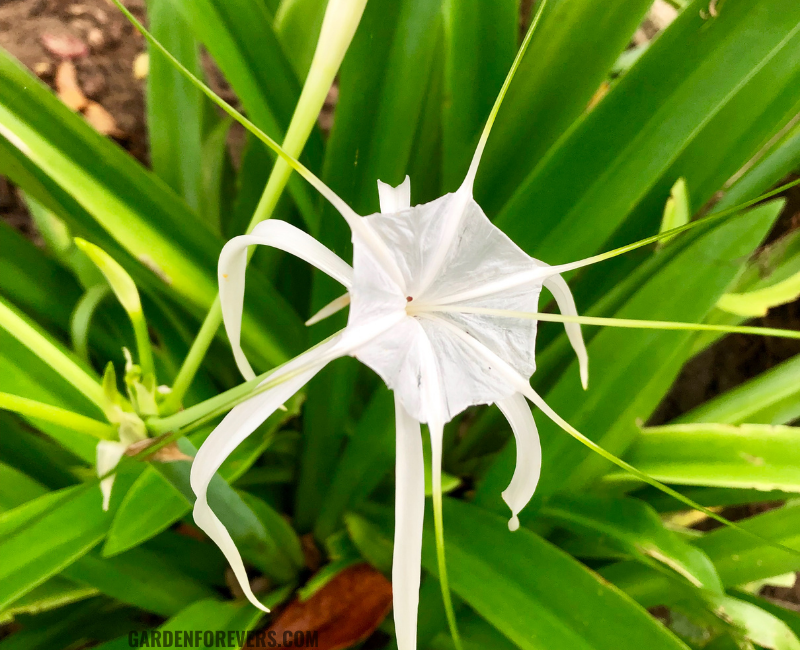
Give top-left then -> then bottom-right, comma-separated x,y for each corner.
191,144 -> 590,632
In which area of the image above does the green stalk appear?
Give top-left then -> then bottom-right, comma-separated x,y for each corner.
160,296 -> 223,414
0,392 -> 116,439
0,296 -> 107,413
151,333 -> 339,434
432,471 -> 463,650
147,0 -> 369,414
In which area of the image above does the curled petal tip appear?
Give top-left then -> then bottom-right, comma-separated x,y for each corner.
508,515 -> 520,532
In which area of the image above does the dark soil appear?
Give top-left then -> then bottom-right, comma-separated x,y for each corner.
0,0 -> 149,160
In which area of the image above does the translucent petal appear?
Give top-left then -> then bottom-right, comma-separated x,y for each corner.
543,273 -> 589,389
496,393 -> 541,531
392,396 -> 424,650
96,440 -> 127,511
378,176 -> 411,213
219,220 -> 354,380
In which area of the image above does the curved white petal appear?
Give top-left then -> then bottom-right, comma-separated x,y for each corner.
496,393 -> 541,531
218,220 -> 354,380
543,273 -> 589,390
191,338 -> 340,612
190,314 -> 403,612
96,440 -> 127,511
378,176 -> 411,213
392,396 -> 424,650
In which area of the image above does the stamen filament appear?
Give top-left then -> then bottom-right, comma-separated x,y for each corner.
463,0 -> 549,190
420,305 -> 800,341
422,312 -> 800,563
432,177 -> 800,306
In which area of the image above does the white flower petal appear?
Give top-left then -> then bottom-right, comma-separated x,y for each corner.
378,176 -> 411,213
392,396 -> 424,650
191,338 -> 339,612
191,314 -> 403,612
219,220 -> 354,380
543,273 -> 589,389
96,440 -> 127,511
496,392 -> 541,531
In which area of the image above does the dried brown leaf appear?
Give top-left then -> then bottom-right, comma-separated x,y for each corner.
84,101 -> 124,138
268,564 -> 392,650
55,61 -> 88,111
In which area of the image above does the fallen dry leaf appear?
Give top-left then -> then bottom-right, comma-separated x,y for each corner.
133,52 -> 149,80
41,33 -> 89,59
301,533 -> 323,572
55,61 -> 88,111
267,563 -> 392,650
84,101 -> 124,138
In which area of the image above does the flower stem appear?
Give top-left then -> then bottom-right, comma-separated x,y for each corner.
151,333 -> 339,434
159,296 -> 223,415
432,473 -> 463,650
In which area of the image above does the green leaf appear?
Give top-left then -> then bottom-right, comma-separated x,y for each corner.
419,498 -> 689,650
0,412 -> 81,490
200,116 -> 234,234
0,462 -> 46,512
344,512 -> 393,574
676,353 -> 800,426
477,202 -> 783,518
314,386 -> 394,540
497,0 -> 800,268
274,0 -> 328,79
541,494 -> 722,591
0,295 -> 106,414
103,466 -> 189,557
605,424 -> 800,492
602,501 -> 800,608
0,48 -> 304,368
168,0 -> 320,228
146,0 -> 204,213
62,546 -> 216,616
0,576 -> 98,624
0,325 -> 104,463
95,596 -> 277,650
0,486 -> 110,611
476,0 -> 653,214
154,438 -> 302,582
441,0 -> 517,190
658,178 -> 690,247
733,591 -> 800,641
0,220 -> 81,334
703,594 -> 800,650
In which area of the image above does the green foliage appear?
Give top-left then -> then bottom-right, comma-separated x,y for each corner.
0,0 -> 799,647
